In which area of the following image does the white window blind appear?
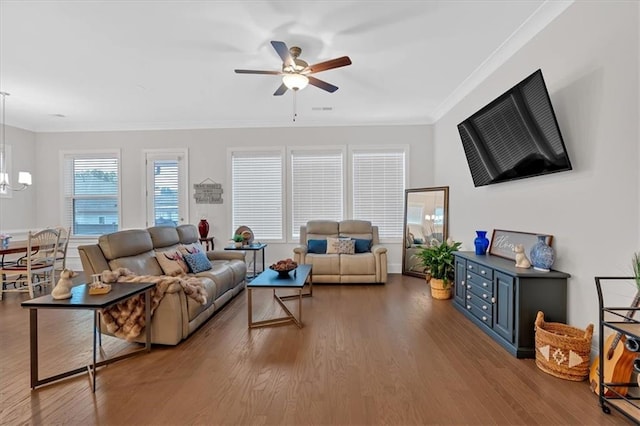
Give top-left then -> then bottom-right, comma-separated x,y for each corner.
352,150 -> 405,239
291,150 -> 343,238
63,153 -> 120,236
231,151 -> 283,240
151,159 -> 179,226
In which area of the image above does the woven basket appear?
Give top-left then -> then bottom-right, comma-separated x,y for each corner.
534,311 -> 594,381
429,278 -> 452,300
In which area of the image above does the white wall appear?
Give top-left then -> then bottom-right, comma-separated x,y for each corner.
434,1 -> 639,338
30,124 -> 432,271
0,124 -> 36,233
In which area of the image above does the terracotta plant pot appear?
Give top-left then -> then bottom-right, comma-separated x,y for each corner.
429,278 -> 452,300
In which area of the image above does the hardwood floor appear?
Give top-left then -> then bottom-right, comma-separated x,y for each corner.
0,274 -> 625,425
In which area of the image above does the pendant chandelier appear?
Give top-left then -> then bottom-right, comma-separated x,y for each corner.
0,92 -> 32,192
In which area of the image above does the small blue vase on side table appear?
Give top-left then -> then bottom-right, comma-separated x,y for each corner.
474,230 -> 490,255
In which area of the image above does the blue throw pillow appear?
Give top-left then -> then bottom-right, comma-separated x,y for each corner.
183,251 -> 212,273
353,238 -> 372,253
307,239 -> 327,254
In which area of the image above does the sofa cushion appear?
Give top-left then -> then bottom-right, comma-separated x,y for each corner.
308,239 -> 327,254
148,225 -> 181,249
327,237 -> 355,254
306,253 -> 340,275
180,242 -> 204,255
326,237 -> 340,254
155,249 -> 189,276
353,238 -> 372,253
338,239 -> 355,254
108,251 -> 164,276
99,229 -> 154,260
340,252 -> 376,275
184,251 -> 213,273
177,224 -> 199,245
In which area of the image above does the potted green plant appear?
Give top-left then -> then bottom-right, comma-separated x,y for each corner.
414,239 -> 462,299
232,234 -> 244,248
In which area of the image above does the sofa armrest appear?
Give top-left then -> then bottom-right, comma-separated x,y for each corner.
207,250 -> 246,262
293,245 -> 307,264
293,245 -> 308,255
371,244 -> 387,255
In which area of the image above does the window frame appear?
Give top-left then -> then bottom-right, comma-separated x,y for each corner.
227,147 -> 286,243
349,145 -> 409,243
288,146 -> 347,241
60,149 -> 122,238
143,149 -> 189,228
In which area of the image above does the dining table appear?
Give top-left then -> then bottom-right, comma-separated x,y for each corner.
0,239 -> 34,267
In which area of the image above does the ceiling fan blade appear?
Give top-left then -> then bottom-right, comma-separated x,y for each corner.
270,41 -> 294,68
234,69 -> 282,75
308,76 -> 339,93
304,56 -> 352,74
273,83 -> 288,96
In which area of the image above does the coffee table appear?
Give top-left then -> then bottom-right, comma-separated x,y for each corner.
21,282 -> 154,392
247,264 -> 312,328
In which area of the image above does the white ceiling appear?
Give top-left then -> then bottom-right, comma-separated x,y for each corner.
0,1 -> 572,132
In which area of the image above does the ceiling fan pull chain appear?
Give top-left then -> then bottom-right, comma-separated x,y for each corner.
292,90 -> 297,122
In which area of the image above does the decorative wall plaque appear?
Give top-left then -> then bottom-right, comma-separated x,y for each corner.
193,179 -> 223,204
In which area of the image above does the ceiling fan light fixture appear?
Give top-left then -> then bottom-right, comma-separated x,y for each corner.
282,73 -> 309,91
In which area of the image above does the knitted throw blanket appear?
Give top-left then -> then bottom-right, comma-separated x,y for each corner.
100,268 -> 208,341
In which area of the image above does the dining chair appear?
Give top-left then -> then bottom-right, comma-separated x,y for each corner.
54,226 -> 71,280
0,228 -> 60,300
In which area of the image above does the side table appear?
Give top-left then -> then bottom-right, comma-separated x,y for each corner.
225,243 -> 267,280
199,236 -> 214,251
21,282 -> 154,392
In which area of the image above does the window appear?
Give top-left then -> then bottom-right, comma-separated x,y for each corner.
145,150 -> 188,227
290,149 -> 344,238
230,150 -> 283,240
351,149 -> 406,239
62,152 -> 120,236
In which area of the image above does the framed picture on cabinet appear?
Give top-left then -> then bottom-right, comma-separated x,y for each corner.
489,229 -> 553,260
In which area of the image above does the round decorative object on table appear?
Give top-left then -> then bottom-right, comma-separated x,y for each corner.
234,226 -> 254,245
474,230 -> 490,255
530,235 -> 555,272
198,219 -> 210,239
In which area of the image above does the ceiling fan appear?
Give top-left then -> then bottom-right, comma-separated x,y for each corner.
234,41 -> 352,96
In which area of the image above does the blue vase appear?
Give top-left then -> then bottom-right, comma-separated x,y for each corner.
474,230 -> 489,255
530,235 -> 555,272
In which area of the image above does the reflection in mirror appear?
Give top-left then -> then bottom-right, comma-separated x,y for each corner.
402,186 -> 449,277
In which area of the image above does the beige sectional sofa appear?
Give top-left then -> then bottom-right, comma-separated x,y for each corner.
293,220 -> 387,284
78,224 -> 246,345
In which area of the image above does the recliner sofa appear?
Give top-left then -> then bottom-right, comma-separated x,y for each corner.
78,224 -> 246,345
293,220 -> 387,284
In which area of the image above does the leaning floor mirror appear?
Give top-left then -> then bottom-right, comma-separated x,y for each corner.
402,186 -> 450,278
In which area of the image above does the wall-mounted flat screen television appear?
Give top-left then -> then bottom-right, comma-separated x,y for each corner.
457,69 -> 572,187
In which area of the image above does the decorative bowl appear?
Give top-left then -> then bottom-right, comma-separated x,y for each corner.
269,260 -> 297,278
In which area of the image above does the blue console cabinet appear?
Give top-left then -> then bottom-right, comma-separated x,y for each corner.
453,252 -> 570,358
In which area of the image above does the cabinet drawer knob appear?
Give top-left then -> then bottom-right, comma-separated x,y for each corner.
482,316 -> 488,321
467,275 -> 471,279
482,294 -> 488,299
481,270 -> 486,275
468,265 -> 472,269
467,295 -> 471,299
491,297 -> 496,303
482,282 -> 488,287
482,305 -> 488,310
467,305 -> 471,310
467,285 -> 471,289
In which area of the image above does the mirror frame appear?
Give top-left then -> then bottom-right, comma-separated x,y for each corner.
402,186 -> 450,278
